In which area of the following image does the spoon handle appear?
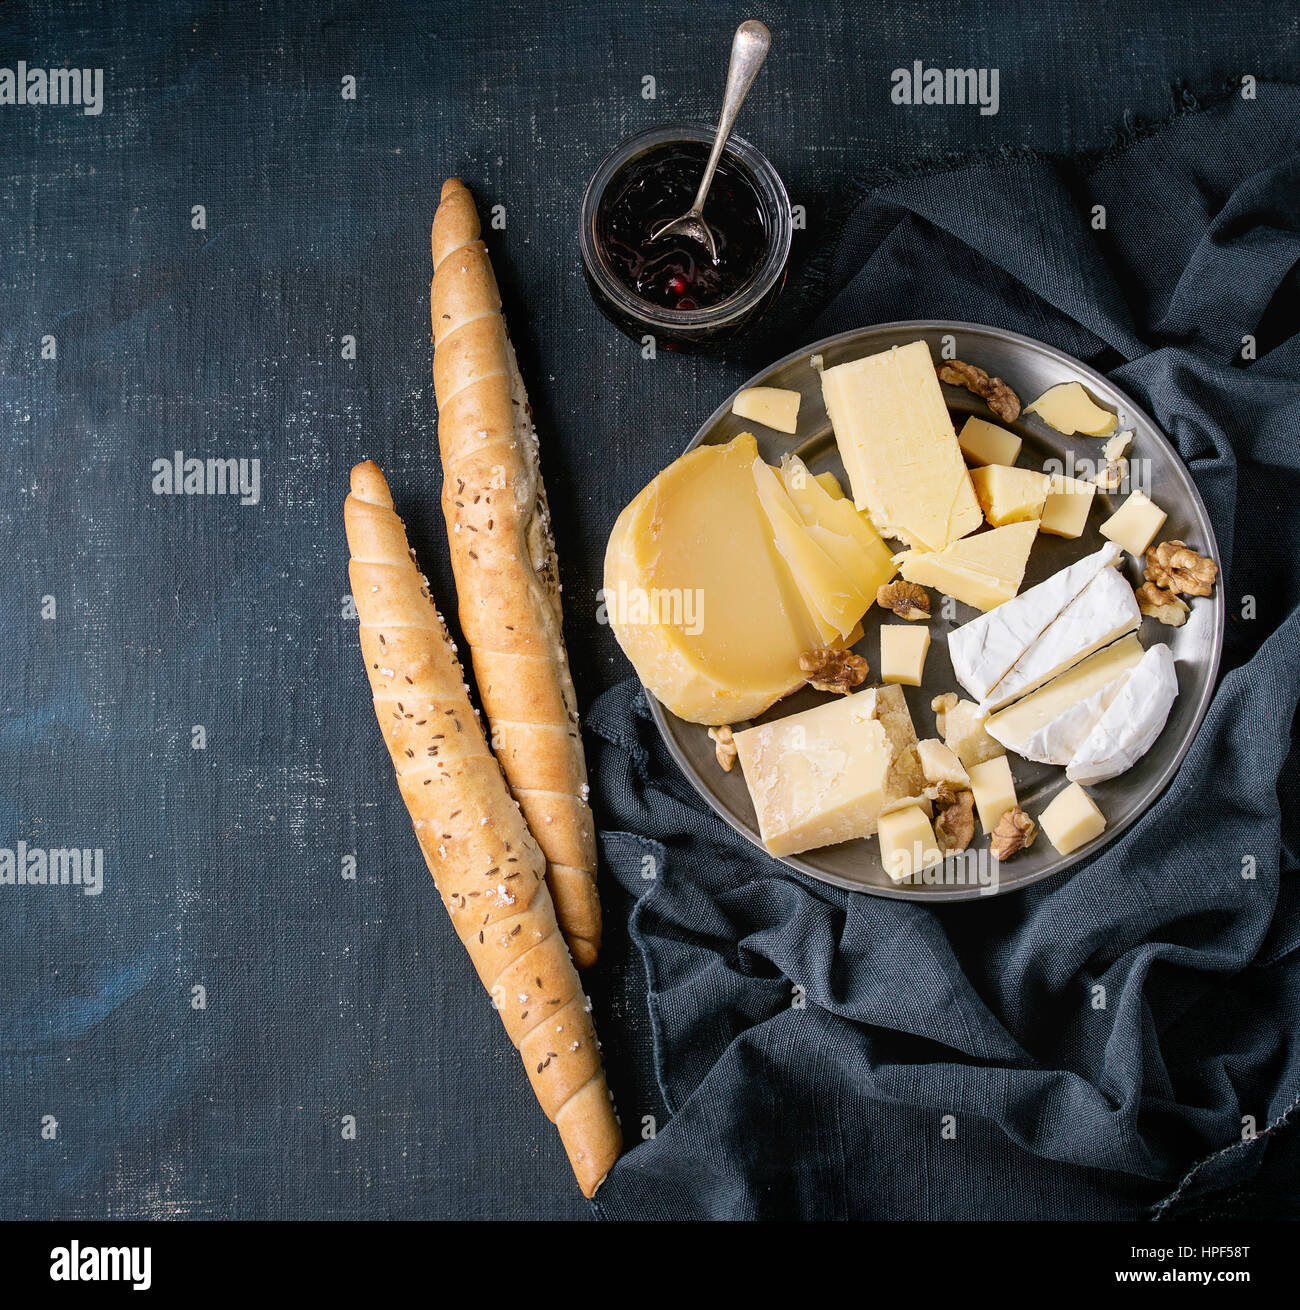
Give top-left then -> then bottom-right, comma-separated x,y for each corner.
690,19 -> 771,216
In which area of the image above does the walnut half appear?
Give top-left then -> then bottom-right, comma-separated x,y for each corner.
934,789 -> 976,855
707,725 -> 737,772
1145,540 -> 1218,598
877,580 -> 931,621
800,648 -> 870,694
991,807 -> 1037,861
1135,580 -> 1190,627
938,359 -> 1021,423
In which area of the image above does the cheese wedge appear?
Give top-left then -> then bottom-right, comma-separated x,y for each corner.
1067,643 -> 1177,784
958,416 -> 1022,467
734,684 -> 927,857
894,521 -> 1039,613
985,633 -> 1145,763
779,455 -> 897,602
1026,381 -> 1117,436
917,739 -> 970,788
969,464 -> 1053,526
732,386 -> 801,434
605,435 -> 841,724
982,566 -> 1141,711
819,341 -> 983,551
878,806 -> 943,882
753,458 -> 868,639
1039,783 -> 1106,855
948,542 -> 1123,702
1040,474 -> 1097,539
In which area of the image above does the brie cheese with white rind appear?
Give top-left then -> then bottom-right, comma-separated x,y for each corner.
982,564 -> 1141,712
1067,643 -> 1178,784
947,542 -> 1123,703
984,633 -> 1144,764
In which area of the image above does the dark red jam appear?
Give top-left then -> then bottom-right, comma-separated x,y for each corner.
596,142 -> 770,312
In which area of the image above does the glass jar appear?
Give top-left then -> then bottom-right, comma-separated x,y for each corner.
579,123 -> 792,351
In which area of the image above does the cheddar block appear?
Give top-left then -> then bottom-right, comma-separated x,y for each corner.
1100,490 -> 1168,557
894,521 -> 1039,612
753,458 -> 868,639
819,341 -> 983,551
1025,382 -> 1117,437
967,755 -> 1017,834
605,435 -> 847,724
958,416 -> 1022,467
779,455 -> 897,602
733,685 -> 927,857
969,464 -> 1053,527
1040,474 -> 1097,538
732,386 -> 801,434
880,624 -> 930,686
878,806 -> 943,882
1039,782 -> 1106,855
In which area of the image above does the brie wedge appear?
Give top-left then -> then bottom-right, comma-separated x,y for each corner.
948,542 -> 1123,703
982,565 -> 1141,711
984,633 -> 1144,764
1067,643 -> 1178,784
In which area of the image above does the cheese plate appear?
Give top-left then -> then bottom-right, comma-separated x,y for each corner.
638,321 -> 1224,901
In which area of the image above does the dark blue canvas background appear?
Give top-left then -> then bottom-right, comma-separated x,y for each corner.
0,0 -> 1295,1220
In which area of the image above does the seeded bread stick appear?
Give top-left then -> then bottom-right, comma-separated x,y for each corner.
430,177 -> 602,968
345,459 -> 620,1197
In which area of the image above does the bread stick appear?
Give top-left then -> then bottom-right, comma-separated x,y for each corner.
430,178 -> 602,968
345,459 -> 620,1197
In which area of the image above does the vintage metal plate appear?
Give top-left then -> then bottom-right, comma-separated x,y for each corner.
643,321 -> 1224,900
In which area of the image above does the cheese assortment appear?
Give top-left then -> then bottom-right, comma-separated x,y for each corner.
605,336 -> 1218,882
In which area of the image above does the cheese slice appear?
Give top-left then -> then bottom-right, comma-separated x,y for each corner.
753,458 -> 868,638
1067,643 -> 1178,784
1025,381 -> 1117,436
969,464 -> 1053,526
894,521 -> 1039,612
779,455 -> 897,601
819,340 -> 983,551
948,542 -> 1123,702
605,434 -> 839,724
982,565 -> 1141,711
984,633 -> 1145,763
734,684 -> 927,857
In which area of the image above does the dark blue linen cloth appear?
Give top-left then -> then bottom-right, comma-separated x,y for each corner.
588,85 -> 1300,1220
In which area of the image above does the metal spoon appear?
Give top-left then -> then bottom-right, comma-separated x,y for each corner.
649,19 -> 771,263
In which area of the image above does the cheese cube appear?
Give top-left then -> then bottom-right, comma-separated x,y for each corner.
1100,490 -> 1168,558
1038,782 -> 1106,854
916,738 -> 970,788
878,805 -> 943,882
880,624 -> 931,686
1025,381 -> 1117,436
733,685 -> 926,857
1040,474 -> 1097,538
969,464 -> 1053,527
958,416 -> 1022,467
732,386 -> 801,434
967,755 -> 1017,833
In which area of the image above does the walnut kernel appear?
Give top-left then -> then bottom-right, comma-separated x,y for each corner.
799,648 -> 870,694
991,807 -> 1037,861
937,359 -> 1021,423
1135,581 -> 1190,627
934,789 -> 976,855
877,580 -> 931,621
707,725 -> 737,772
1145,540 -> 1218,598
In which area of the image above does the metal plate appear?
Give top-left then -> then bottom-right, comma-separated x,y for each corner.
644,321 -> 1225,901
